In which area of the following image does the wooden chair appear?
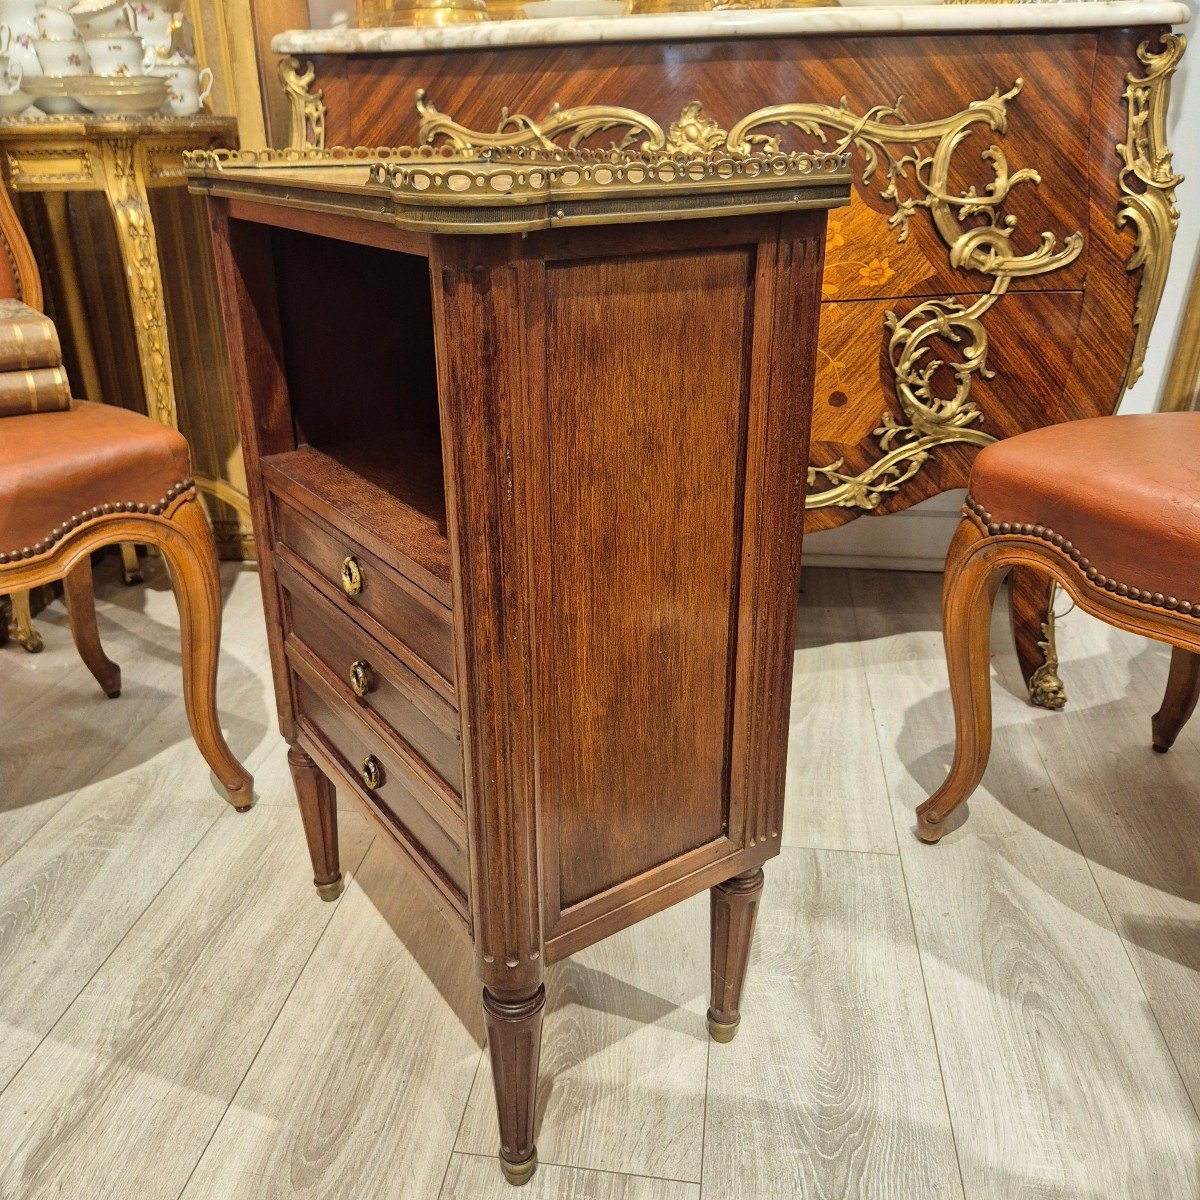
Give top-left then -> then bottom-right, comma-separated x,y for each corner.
0,179 -> 252,809
918,412 -> 1200,843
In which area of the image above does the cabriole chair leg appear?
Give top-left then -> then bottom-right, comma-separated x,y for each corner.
1152,646 -> 1200,753
159,495 -> 254,810
63,556 -> 122,698
917,519 -> 1008,844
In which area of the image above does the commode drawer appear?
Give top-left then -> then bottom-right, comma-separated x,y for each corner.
281,563 -> 464,796
291,658 -> 469,902
269,490 -> 456,696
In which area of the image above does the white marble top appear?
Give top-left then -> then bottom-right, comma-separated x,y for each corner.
274,2 -> 1190,56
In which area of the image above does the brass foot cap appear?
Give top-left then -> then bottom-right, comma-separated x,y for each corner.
500,1149 -> 537,1186
315,876 -> 344,902
707,1012 -> 740,1043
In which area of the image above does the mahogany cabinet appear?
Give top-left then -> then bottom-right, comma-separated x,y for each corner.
191,146 -> 850,1184
271,19 -> 1187,707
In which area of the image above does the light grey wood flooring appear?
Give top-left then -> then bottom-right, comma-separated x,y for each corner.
2,558 -> 1199,1198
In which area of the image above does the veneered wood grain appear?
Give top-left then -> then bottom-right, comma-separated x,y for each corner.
208,181 -> 836,1177
1063,27 -> 1147,411
270,488 -> 455,690
543,245 -> 753,907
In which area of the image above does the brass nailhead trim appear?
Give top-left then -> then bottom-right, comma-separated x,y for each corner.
964,494 -> 1197,618
0,479 -> 194,565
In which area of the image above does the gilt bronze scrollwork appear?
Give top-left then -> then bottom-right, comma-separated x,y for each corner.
1117,33 -> 1186,392
415,84 -> 1083,511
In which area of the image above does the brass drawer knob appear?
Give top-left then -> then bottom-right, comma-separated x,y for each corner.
359,754 -> 383,791
341,555 -> 363,597
349,659 -> 374,697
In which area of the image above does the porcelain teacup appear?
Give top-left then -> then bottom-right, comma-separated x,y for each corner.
0,54 -> 22,92
69,0 -> 135,36
68,0 -> 133,35
33,34 -> 87,73
3,29 -> 40,75
83,31 -> 140,74
148,59 -> 209,114
35,3 -> 76,36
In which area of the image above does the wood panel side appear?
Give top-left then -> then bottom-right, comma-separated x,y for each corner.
542,243 -> 756,909
205,198 -> 298,737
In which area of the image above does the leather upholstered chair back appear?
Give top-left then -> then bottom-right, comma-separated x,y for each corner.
0,178 -> 42,310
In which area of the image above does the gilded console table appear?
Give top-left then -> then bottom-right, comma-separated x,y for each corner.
274,0 -> 1188,708
191,139 -> 849,1184
0,113 -> 253,571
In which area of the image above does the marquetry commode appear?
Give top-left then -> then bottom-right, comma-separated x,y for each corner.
189,143 -> 850,1184
273,0 -> 1189,711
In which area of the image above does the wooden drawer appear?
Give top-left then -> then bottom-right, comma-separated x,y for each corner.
271,492 -> 456,696
281,564 -> 464,796
291,657 -> 469,901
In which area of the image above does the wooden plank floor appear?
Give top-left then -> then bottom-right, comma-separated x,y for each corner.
2,559 -> 1199,1197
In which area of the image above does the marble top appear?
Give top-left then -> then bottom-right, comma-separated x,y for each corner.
275,2 -> 1189,55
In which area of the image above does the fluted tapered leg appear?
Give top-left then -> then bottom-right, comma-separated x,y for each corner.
708,867 -> 764,1043
288,745 -> 342,901
483,985 -> 545,1186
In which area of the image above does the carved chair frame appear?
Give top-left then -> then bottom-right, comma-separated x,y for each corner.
917,512 -> 1200,844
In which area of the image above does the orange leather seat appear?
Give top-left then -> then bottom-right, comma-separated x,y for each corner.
0,400 -> 192,563
968,412 -> 1200,618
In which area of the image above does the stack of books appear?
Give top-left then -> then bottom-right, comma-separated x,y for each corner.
0,299 -> 71,418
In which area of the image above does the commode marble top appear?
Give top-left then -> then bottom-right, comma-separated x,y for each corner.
275,1 -> 1189,56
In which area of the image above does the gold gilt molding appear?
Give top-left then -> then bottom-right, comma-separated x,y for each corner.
1117,33 -> 1185,393
281,57 -> 326,151
98,136 -> 175,426
415,84 -> 1082,510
